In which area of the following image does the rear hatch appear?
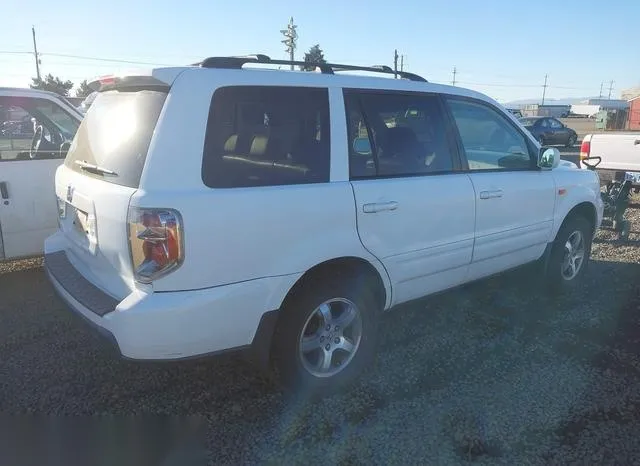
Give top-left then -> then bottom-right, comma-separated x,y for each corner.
55,82 -> 169,299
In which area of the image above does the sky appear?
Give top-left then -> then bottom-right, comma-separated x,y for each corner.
1,0 -> 638,103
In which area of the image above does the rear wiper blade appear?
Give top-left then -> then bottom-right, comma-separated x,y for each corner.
74,160 -> 118,176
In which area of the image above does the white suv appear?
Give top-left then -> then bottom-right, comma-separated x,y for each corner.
45,56 -> 604,396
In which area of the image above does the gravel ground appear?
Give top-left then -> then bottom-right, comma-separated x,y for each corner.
2,200 -> 640,465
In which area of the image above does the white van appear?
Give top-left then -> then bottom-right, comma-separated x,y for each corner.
44,56 -> 603,396
0,87 -> 82,261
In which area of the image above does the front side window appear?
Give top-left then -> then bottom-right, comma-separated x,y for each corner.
548,118 -> 563,129
345,91 -> 455,178
202,86 -> 330,188
447,98 -> 533,171
0,97 -> 78,161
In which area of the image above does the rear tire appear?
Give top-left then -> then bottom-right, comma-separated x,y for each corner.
272,271 -> 381,398
546,215 -> 593,293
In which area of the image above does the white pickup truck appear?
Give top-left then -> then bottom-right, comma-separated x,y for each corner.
580,133 -> 640,187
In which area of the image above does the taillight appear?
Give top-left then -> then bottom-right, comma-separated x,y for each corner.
128,207 -> 184,283
580,140 -> 590,161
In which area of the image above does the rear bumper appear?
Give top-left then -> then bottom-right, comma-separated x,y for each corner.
45,249 -> 290,362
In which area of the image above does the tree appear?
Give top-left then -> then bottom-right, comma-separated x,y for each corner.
75,80 -> 93,98
30,74 -> 74,97
301,44 -> 326,71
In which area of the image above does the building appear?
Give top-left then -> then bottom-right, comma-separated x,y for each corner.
628,95 -> 640,130
622,87 -> 640,101
521,104 -> 571,118
570,99 -> 629,117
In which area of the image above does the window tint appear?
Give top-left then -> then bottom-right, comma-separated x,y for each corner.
447,99 -> 533,171
345,91 -> 454,178
202,86 -> 330,188
0,97 -> 79,162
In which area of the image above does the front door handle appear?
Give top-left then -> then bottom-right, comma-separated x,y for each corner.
363,201 -> 399,213
479,189 -> 503,200
634,139 -> 640,146
0,181 -> 8,201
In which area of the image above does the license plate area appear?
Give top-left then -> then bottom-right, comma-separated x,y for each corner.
62,203 -> 98,255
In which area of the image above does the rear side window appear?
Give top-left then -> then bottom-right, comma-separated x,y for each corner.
64,90 -> 167,188
202,86 -> 330,188
344,91 -> 455,179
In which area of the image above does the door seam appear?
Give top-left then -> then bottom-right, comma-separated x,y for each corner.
349,181 -> 393,307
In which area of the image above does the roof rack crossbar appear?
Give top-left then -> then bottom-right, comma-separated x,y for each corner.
197,55 -> 428,82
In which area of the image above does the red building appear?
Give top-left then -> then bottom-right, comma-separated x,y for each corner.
628,96 -> 640,130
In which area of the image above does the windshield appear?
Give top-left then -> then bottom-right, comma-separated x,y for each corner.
64,90 -> 167,187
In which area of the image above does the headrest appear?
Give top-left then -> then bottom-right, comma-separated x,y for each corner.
250,135 -> 269,157
224,134 -> 238,152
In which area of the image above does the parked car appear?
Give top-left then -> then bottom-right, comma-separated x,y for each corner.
44,56 -> 603,397
580,132 -> 640,187
519,116 -> 578,147
0,87 -> 83,261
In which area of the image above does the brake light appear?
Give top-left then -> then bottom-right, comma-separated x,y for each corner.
580,140 -> 590,161
128,207 -> 184,283
99,75 -> 116,86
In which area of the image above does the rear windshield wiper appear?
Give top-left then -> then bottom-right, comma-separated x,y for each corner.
74,160 -> 118,176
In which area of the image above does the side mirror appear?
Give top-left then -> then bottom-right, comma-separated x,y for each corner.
353,137 -> 372,155
538,147 -> 560,169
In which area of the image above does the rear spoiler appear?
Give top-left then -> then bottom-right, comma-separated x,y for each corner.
89,75 -> 171,92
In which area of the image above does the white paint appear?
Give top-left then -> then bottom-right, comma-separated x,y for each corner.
0,88 -> 82,260
44,65 -> 604,360
582,132 -> 640,173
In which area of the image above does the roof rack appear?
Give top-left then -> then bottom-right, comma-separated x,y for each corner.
194,55 -> 427,82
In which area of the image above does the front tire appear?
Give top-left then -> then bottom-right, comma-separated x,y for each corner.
272,272 -> 381,398
546,215 -> 593,292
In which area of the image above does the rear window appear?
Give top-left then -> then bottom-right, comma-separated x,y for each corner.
202,86 -> 330,188
65,90 -> 167,188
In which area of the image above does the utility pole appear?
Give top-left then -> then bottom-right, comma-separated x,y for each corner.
541,74 -> 548,105
393,49 -> 399,78
452,66 -> 457,86
32,25 -> 41,81
599,82 -> 604,98
280,17 -> 298,70
400,54 -> 404,72
608,80 -> 614,99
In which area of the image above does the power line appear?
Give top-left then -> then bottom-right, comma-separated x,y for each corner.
44,52 -> 174,66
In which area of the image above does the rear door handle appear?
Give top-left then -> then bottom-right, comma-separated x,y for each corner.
0,181 -> 8,201
634,139 -> 640,146
479,189 -> 503,200
363,201 -> 399,213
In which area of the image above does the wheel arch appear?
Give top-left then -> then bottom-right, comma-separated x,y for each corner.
279,256 -> 389,313
562,201 -> 597,235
